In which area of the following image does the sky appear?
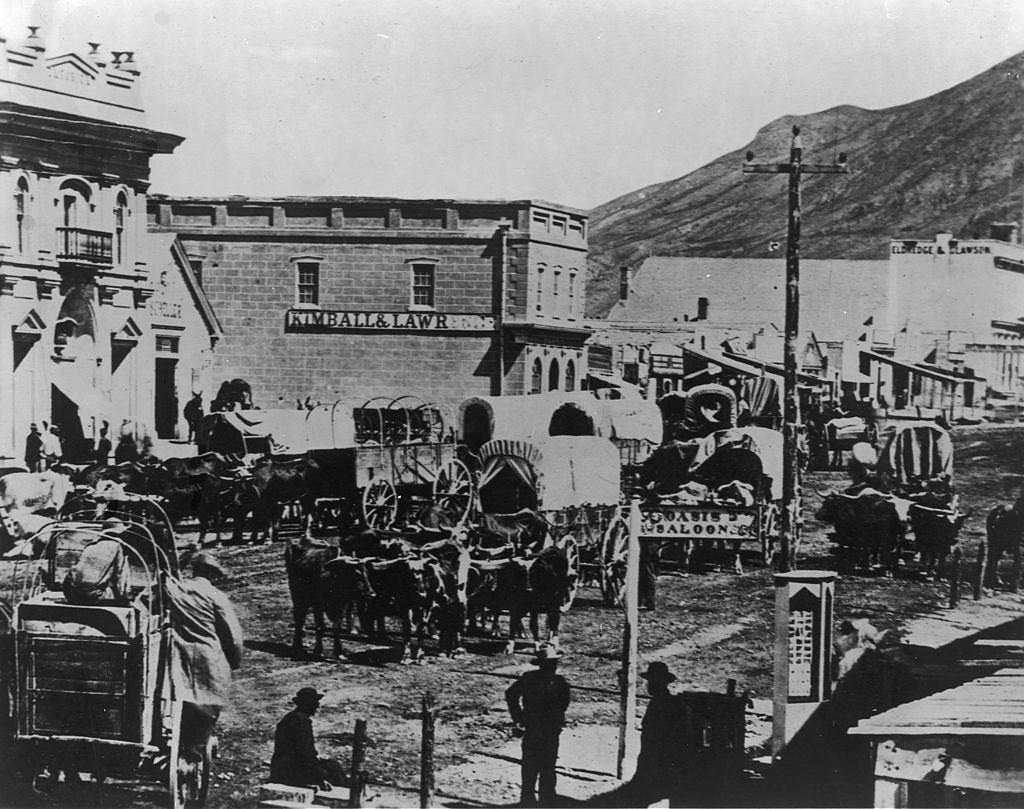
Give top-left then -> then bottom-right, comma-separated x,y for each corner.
3,0 -> 1024,210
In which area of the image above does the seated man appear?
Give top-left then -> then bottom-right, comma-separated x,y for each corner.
270,687 -> 347,790
62,522 -> 131,605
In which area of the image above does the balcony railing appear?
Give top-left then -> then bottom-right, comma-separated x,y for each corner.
56,227 -> 113,264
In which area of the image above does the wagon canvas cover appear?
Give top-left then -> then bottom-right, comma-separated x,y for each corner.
877,422 -> 953,484
477,436 -> 620,511
690,426 -> 784,500
201,408 -> 355,454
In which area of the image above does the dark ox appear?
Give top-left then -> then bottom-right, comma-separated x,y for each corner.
284,540 -> 350,660
467,544 -> 572,653
817,490 -> 904,576
149,470 -> 227,547
231,456 -> 327,543
984,495 -> 1024,588
159,452 -> 235,480
908,504 -> 970,578
358,552 -> 461,663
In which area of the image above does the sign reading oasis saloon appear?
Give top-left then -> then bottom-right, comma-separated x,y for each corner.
286,309 -> 496,333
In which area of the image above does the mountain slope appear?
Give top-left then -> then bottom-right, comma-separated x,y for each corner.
586,51 -> 1024,317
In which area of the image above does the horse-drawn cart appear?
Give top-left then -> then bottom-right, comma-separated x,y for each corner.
475,436 -> 625,608
199,397 -> 475,529
3,506 -> 211,808
639,426 -> 783,573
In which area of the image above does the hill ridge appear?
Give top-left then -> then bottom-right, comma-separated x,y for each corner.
586,50 -> 1024,318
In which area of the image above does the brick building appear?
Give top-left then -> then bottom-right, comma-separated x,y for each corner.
0,28 -> 219,462
147,196 -> 591,410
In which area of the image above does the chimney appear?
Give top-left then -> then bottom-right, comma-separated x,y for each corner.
119,50 -> 140,75
88,42 -> 107,69
989,222 -> 1019,243
697,296 -> 709,321
25,26 -> 45,53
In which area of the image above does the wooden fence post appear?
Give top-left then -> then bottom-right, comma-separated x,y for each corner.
349,718 -> 367,808
974,542 -> 987,601
420,693 -> 436,809
617,497 -> 641,780
1013,539 -> 1022,595
949,548 -> 962,609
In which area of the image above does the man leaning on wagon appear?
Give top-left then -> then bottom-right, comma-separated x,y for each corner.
164,552 -> 244,760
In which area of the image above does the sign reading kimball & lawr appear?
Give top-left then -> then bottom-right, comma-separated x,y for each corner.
285,309 -> 496,332
639,506 -> 758,538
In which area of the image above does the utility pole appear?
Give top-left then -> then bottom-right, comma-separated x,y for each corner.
742,126 -> 848,571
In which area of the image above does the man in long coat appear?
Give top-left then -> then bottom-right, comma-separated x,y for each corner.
164,552 -> 244,758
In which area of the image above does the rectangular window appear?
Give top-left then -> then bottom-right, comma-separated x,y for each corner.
188,258 -> 203,285
155,335 -> 179,353
552,216 -> 567,235
411,264 -> 435,307
296,262 -> 320,305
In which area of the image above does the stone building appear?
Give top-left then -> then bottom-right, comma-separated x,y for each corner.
0,29 -> 219,462
147,196 -> 591,410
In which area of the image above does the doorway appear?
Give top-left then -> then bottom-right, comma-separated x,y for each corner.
155,357 -> 178,439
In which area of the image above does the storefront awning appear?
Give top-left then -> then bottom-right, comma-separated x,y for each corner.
860,350 -> 984,385
721,351 -> 829,387
683,345 -> 827,387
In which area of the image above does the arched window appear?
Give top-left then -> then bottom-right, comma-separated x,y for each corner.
567,272 -> 577,318
114,192 -> 128,265
530,359 -> 543,394
548,358 -> 560,392
15,177 -> 28,254
564,359 -> 575,391
536,266 -> 545,315
552,270 -> 561,317
58,179 -> 91,227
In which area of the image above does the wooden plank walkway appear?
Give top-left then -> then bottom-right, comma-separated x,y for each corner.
851,668 -> 1024,736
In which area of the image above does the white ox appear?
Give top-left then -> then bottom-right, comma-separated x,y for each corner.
0,471 -> 70,516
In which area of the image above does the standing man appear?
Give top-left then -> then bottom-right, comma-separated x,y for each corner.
505,646 -> 571,807
24,424 -> 42,472
270,687 -> 347,790
40,422 -> 61,470
164,552 -> 244,760
94,422 -> 112,465
639,538 -> 659,611
631,662 -> 686,804
94,421 -> 112,464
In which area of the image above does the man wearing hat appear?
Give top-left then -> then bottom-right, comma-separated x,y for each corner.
270,687 -> 347,790
505,645 -> 572,807
24,423 -> 42,472
616,661 -> 687,807
164,552 -> 244,759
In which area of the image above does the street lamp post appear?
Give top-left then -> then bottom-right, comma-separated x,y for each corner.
742,126 -> 848,571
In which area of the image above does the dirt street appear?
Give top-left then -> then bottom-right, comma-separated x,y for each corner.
3,424 -> 1023,808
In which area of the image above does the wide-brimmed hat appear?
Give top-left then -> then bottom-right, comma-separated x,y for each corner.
191,552 -> 226,578
640,661 -> 676,683
293,686 -> 324,706
530,646 -> 563,665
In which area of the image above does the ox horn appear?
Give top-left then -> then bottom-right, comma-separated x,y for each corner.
815,488 -> 833,498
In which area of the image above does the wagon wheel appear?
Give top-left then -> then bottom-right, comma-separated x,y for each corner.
362,479 -> 398,529
168,703 -> 213,809
432,459 -> 475,525
415,403 -> 447,443
600,515 -> 629,607
560,535 -> 580,613
761,503 -> 779,567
